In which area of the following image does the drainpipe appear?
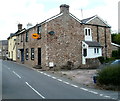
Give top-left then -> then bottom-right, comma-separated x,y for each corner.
104,27 -> 107,59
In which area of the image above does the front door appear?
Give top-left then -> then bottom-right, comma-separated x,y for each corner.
38,48 -> 41,65
21,49 -> 24,62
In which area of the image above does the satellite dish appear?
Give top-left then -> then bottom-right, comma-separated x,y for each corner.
48,31 -> 55,35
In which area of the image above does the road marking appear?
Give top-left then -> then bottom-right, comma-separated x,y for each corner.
104,95 -> 111,98
43,73 -> 47,76
46,74 -> 51,77
51,76 -> 56,79
63,81 -> 70,85
88,90 -> 98,95
12,71 -> 21,79
57,79 -> 62,82
8,67 -> 10,70
70,84 -> 78,88
25,82 -> 45,99
80,87 -> 89,91
111,98 -> 116,100
4,65 -> 10,70
99,94 -> 104,96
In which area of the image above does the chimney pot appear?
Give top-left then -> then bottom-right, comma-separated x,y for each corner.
60,4 -> 69,14
18,24 -> 22,31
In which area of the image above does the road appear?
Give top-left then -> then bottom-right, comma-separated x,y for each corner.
1,60 -> 119,100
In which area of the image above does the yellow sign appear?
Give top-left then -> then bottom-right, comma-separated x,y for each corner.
32,33 -> 40,39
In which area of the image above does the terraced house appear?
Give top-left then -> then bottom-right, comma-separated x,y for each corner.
8,24 -> 23,61
15,4 -> 112,69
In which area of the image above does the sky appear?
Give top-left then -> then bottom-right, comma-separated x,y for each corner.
0,0 -> 119,40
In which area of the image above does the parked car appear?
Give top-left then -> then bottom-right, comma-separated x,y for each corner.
98,59 -> 120,69
111,60 -> 120,65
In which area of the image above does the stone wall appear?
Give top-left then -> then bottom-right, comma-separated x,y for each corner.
15,6 -> 112,69
46,14 -> 84,68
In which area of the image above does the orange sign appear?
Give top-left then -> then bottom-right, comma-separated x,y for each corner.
32,33 -> 40,39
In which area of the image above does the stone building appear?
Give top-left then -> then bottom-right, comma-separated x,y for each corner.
0,40 -> 8,60
16,4 -> 112,69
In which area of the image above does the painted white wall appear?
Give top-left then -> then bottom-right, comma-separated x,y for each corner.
82,41 -> 102,64
86,47 -> 102,58
85,36 -> 92,41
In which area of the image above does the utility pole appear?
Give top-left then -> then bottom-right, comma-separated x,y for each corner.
81,8 -> 83,19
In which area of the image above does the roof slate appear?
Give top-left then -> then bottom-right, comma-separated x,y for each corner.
81,16 -> 96,24
84,41 -> 102,47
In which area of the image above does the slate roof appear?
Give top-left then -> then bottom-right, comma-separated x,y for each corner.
81,15 -> 96,24
84,41 -> 102,47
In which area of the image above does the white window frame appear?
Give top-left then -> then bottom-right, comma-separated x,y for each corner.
84,28 -> 91,36
94,48 -> 99,54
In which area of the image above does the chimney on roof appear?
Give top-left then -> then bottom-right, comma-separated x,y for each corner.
60,4 -> 69,14
27,23 -> 33,29
18,24 -> 22,31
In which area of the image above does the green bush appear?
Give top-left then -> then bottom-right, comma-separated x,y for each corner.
98,56 -> 115,64
97,65 -> 120,86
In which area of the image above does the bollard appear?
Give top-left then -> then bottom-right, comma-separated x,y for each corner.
93,75 -> 97,83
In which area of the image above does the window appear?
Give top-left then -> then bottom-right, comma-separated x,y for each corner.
94,48 -> 99,54
21,34 -> 23,42
37,25 -> 42,39
97,48 -> 99,53
88,29 -> 91,35
84,28 -> 91,36
26,48 -> 29,60
85,29 -> 87,35
17,50 -> 20,59
94,48 -> 96,53
26,31 -> 28,42
31,48 -> 34,60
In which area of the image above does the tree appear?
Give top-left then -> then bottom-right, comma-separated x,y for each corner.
111,33 -> 120,45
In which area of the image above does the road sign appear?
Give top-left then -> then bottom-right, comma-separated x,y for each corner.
32,33 -> 40,39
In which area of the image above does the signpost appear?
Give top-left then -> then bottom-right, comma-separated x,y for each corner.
32,33 -> 40,39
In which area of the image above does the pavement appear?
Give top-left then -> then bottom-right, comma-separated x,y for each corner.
50,69 -> 97,88
1,60 -> 119,100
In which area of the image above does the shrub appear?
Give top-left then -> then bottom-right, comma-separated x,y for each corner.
112,48 -> 120,59
97,65 -> 120,86
98,56 -> 115,64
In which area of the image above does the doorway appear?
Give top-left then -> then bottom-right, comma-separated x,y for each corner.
21,49 -> 24,62
38,48 -> 41,65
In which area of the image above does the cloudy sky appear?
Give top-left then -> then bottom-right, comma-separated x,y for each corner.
0,0 -> 119,40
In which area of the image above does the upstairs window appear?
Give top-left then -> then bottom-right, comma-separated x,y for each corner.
21,34 -> 23,42
26,31 -> 28,42
31,48 -> 34,60
84,28 -> 91,36
37,25 -> 42,39
26,48 -> 29,60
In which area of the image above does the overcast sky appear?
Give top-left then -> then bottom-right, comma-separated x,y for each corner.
0,0 -> 119,40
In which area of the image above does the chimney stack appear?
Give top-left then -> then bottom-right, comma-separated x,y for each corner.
60,4 -> 69,14
18,24 -> 22,31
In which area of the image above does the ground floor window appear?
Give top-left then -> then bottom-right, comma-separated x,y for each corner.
26,48 -> 29,60
94,48 -> 99,54
31,48 -> 34,60
17,50 -> 20,59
